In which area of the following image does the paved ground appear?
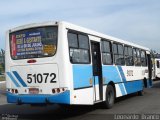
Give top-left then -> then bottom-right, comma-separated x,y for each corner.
0,81 -> 160,120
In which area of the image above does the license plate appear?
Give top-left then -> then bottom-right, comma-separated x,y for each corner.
29,88 -> 39,94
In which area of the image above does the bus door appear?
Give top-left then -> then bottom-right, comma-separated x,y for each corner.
91,41 -> 103,101
147,54 -> 153,87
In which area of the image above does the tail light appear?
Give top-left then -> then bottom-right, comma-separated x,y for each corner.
11,89 -> 15,93
9,89 -> 18,94
15,89 -> 18,94
57,88 -> 60,93
27,59 -> 37,63
52,89 -> 56,94
62,88 -> 65,91
52,88 -> 67,94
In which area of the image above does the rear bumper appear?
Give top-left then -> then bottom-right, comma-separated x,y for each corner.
7,91 -> 70,105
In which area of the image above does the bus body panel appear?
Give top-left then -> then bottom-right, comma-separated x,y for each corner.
72,65 -> 92,89
7,64 -> 59,94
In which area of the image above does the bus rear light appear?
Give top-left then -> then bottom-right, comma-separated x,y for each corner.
10,89 -> 18,94
11,89 -> 15,93
62,88 -> 65,91
52,89 -> 56,93
27,59 -> 37,63
15,89 -> 18,94
52,88 -> 67,94
57,88 -> 61,93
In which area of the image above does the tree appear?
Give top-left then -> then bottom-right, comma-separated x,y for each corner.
0,49 -> 5,72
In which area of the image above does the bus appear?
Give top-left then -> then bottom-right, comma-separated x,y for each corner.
154,58 -> 160,80
6,21 -> 153,108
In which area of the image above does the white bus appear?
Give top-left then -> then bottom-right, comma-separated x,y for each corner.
154,58 -> 160,79
6,21 -> 153,108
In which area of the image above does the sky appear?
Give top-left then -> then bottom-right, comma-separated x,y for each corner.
0,0 -> 160,52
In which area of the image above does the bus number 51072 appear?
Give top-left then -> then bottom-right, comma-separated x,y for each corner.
27,73 -> 56,84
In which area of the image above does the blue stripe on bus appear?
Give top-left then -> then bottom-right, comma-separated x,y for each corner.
118,83 -> 126,95
73,65 -> 143,95
12,71 -> 27,87
73,65 -> 93,89
102,66 -> 122,84
6,72 -> 20,87
147,79 -> 153,88
7,90 -> 70,104
117,66 -> 127,82
94,76 -> 99,85
123,80 -> 143,94
116,80 -> 143,96
73,65 -> 124,89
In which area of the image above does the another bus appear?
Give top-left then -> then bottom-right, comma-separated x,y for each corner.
6,21 -> 153,108
154,58 -> 160,80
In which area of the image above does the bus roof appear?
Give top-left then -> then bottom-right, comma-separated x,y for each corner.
62,21 -> 150,51
8,21 -> 150,51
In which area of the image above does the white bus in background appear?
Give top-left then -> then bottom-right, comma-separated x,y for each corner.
6,21 -> 153,108
154,58 -> 160,80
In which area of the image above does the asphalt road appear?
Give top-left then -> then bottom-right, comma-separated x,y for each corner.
0,81 -> 160,120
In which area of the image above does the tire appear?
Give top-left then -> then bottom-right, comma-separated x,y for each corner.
103,85 -> 115,109
137,90 -> 144,96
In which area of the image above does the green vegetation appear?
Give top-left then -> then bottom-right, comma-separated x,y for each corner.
0,64 -> 4,73
0,75 -> 5,81
0,49 -> 5,74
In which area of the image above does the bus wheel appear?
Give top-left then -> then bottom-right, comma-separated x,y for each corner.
103,85 -> 115,109
137,90 -> 144,96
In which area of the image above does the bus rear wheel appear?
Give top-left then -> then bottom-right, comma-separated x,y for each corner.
103,85 -> 115,109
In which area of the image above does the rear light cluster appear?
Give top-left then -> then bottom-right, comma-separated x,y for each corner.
8,89 -> 18,94
27,59 -> 37,63
52,88 -> 67,94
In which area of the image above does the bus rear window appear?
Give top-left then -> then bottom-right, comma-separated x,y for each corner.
10,26 -> 58,60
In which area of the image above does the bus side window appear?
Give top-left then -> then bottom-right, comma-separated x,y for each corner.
157,60 -> 160,68
136,49 -> 141,66
101,40 -> 112,65
124,46 -> 134,66
68,32 -> 90,64
113,43 -> 125,65
133,48 -> 141,66
68,33 -> 78,48
141,50 -> 147,66
133,48 -> 137,66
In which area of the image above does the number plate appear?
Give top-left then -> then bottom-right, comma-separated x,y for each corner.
29,88 -> 39,94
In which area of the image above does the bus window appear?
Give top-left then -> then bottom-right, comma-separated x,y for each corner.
133,48 -> 136,65
10,26 -> 58,59
157,60 -> 160,68
124,46 -> 134,66
68,32 -> 90,64
136,49 -> 141,66
113,43 -> 125,65
141,50 -> 147,66
113,43 -> 118,54
68,33 -> 78,48
101,40 -> 112,65
78,35 -> 89,49
133,48 -> 141,66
